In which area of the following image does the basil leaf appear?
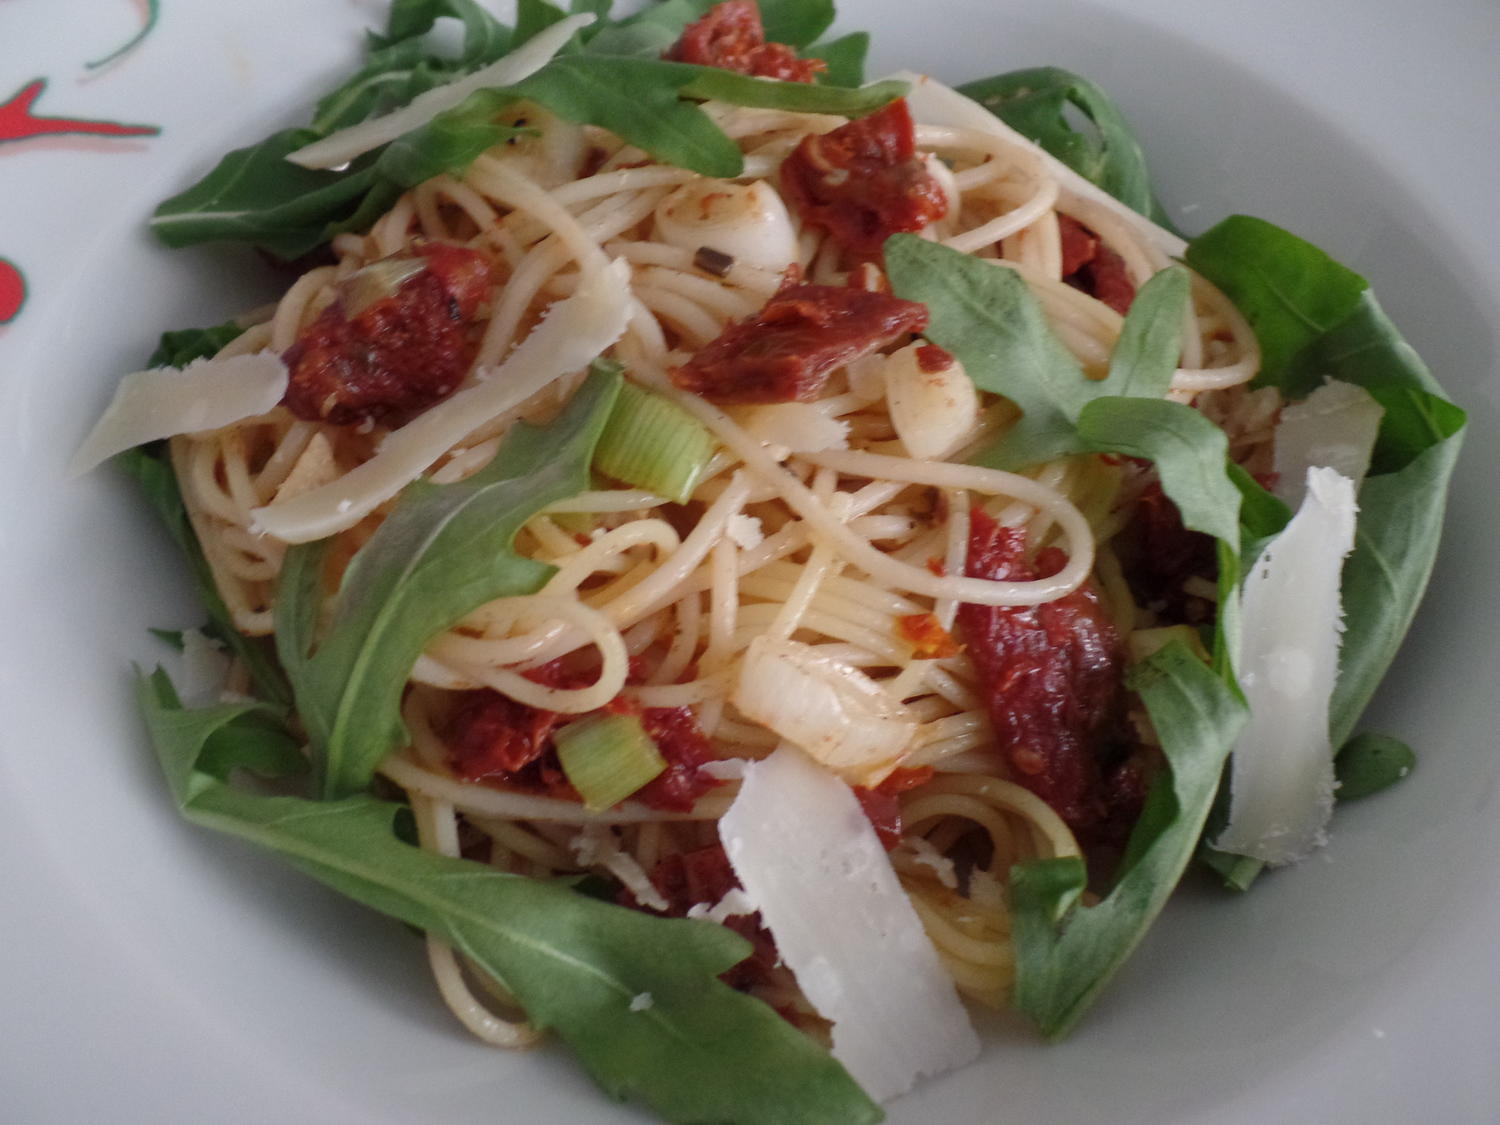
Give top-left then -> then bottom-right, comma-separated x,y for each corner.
139,669 -> 879,1125
1010,642 -> 1246,1037
1335,732 -> 1416,801
280,365 -> 620,799
147,320 -> 246,367
757,0 -> 835,48
957,67 -> 1170,226
373,0 -> 513,58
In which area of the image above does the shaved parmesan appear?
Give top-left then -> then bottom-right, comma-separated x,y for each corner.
68,352 -> 287,477
732,636 -> 917,786
1273,379 -> 1384,508
1217,467 -> 1357,865
894,71 -> 1186,258
725,514 -> 764,550
719,746 -> 979,1102
733,402 -> 850,455
178,628 -> 232,706
251,258 -> 632,543
287,15 -> 593,170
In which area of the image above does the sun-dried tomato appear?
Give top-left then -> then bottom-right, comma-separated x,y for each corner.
672,282 -> 928,403
956,509 -> 1127,834
780,99 -> 948,258
853,787 -> 904,850
1055,214 -> 1135,315
665,0 -> 824,83
635,844 -> 778,991
635,706 -> 722,812
1120,478 -> 1218,625
282,242 -> 491,425
443,690 -> 576,799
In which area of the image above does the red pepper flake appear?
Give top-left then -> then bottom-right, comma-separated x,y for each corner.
665,0 -> 824,83
282,242 -> 492,425
672,282 -> 928,403
780,99 -> 949,259
898,612 -> 964,659
915,343 -> 954,373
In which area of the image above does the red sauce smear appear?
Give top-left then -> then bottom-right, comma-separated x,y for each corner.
780,99 -> 949,258
956,508 -> 1129,836
672,282 -> 928,403
665,0 -> 824,83
1056,214 -> 1135,315
282,243 -> 492,425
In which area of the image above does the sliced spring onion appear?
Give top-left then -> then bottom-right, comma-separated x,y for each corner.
594,379 -> 718,504
554,713 -> 667,811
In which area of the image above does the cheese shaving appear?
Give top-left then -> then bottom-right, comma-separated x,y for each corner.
1273,378 -> 1384,508
69,352 -> 288,478
1217,467 -> 1357,865
287,15 -> 594,170
719,746 -> 979,1103
250,257 -> 631,543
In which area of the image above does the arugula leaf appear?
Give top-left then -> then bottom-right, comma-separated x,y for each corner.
279,366 -> 620,799
887,236 -> 1192,469
139,669 -> 880,1125
118,324 -> 292,706
1010,643 -> 1246,1037
1183,215 -> 1367,385
1186,217 -> 1466,750
1334,732 -> 1415,801
147,320 -> 246,367
956,67 -> 1171,227
808,31 -> 868,88
152,0 -> 900,256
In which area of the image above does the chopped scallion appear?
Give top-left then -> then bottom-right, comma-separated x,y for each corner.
594,380 -> 716,504
555,713 -> 667,810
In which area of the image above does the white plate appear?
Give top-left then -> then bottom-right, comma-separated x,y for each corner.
3,1 -> 1497,1122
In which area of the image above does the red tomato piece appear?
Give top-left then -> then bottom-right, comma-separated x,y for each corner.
956,509 -> 1127,834
665,0 -> 824,83
672,282 -> 928,403
635,706 -> 722,812
853,787 -> 904,851
638,844 -> 779,990
780,99 -> 949,258
282,242 -> 492,425
1055,214 -> 1136,315
443,690 -> 576,799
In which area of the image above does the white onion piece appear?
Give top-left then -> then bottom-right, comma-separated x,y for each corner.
719,746 -> 979,1102
287,14 -> 593,170
1217,467 -> 1357,865
251,257 -> 631,543
653,179 -> 799,274
892,70 -> 1187,258
732,402 -> 849,455
732,636 -> 917,785
69,352 -> 288,478
1273,379 -> 1384,508
882,341 -> 980,460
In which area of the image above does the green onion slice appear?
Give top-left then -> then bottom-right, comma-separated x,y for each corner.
555,713 -> 667,810
594,379 -> 717,504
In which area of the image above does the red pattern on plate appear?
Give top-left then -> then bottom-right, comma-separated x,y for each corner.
0,78 -> 159,145
0,259 -> 25,324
